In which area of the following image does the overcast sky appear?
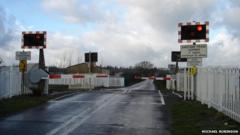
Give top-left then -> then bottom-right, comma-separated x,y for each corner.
0,0 -> 240,68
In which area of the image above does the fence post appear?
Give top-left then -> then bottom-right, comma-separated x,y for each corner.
191,73 -> 194,100
184,68 -> 187,100
207,68 -> 211,108
9,66 -> 13,97
188,68 -> 191,100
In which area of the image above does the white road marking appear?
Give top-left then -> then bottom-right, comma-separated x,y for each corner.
48,80 -> 159,135
50,92 -> 79,101
122,88 -> 130,94
172,91 -> 183,98
158,90 -> 165,105
46,107 -> 92,135
46,94 -> 120,135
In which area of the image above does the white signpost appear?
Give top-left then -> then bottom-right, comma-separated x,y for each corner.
16,51 -> 31,60
180,44 -> 207,58
187,58 -> 202,66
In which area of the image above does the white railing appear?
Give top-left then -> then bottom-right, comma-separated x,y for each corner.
176,67 -> 240,123
0,66 -> 125,99
0,66 -> 31,99
166,75 -> 176,90
49,74 -> 125,89
176,72 -> 184,91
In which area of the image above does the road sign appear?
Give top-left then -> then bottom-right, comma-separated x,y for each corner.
180,44 -> 207,58
171,51 -> 187,62
19,60 -> 27,72
85,52 -> 98,62
16,51 -> 31,60
187,58 -> 202,66
22,31 -> 47,49
189,66 -> 197,76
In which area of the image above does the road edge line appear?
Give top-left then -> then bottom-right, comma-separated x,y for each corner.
158,90 -> 165,105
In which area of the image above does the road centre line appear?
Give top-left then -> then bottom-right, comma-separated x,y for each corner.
46,93 -> 120,135
50,92 -> 79,101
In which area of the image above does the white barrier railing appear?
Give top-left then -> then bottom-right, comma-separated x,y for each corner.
0,66 -> 125,99
48,74 -> 125,89
176,67 -> 240,123
166,75 -> 176,90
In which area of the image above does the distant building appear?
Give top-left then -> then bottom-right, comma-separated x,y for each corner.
66,63 -> 109,74
48,63 -> 109,74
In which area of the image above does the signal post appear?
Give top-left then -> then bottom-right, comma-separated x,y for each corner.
177,21 -> 209,100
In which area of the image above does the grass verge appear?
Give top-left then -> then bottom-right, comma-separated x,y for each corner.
154,80 -> 240,135
0,94 -> 64,118
171,100 -> 240,135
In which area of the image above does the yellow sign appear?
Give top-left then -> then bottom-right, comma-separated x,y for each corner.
190,66 -> 197,76
19,60 -> 27,72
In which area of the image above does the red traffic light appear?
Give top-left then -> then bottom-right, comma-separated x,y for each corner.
180,24 -> 206,40
197,25 -> 202,31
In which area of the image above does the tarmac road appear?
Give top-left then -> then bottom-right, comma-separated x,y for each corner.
0,80 -> 171,135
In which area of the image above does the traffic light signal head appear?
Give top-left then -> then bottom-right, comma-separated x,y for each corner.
178,22 -> 209,43
171,51 -> 187,62
85,52 -> 98,62
181,24 -> 206,40
22,31 -> 46,49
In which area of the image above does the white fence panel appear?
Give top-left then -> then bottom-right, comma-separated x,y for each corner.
176,72 -> 184,91
109,77 -> 124,87
177,67 -> 240,123
0,66 -> 31,99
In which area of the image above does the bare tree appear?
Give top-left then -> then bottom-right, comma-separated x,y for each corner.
0,57 -> 2,65
135,61 -> 154,69
58,51 -> 73,68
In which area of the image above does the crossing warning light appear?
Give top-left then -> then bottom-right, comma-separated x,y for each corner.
22,31 -> 46,49
197,25 -> 203,31
178,22 -> 209,43
181,24 -> 206,40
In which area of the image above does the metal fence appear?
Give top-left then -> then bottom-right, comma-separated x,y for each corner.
176,67 -> 240,123
0,66 -> 31,99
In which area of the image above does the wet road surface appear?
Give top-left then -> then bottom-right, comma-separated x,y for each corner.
0,80 -> 171,135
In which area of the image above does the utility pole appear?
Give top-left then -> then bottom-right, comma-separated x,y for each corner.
175,60 -> 179,74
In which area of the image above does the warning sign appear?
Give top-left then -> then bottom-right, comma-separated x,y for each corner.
187,58 -> 202,66
19,60 -> 27,72
181,44 -> 207,58
188,66 -> 197,76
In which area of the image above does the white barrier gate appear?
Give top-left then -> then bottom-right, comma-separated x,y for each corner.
48,74 -> 125,89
